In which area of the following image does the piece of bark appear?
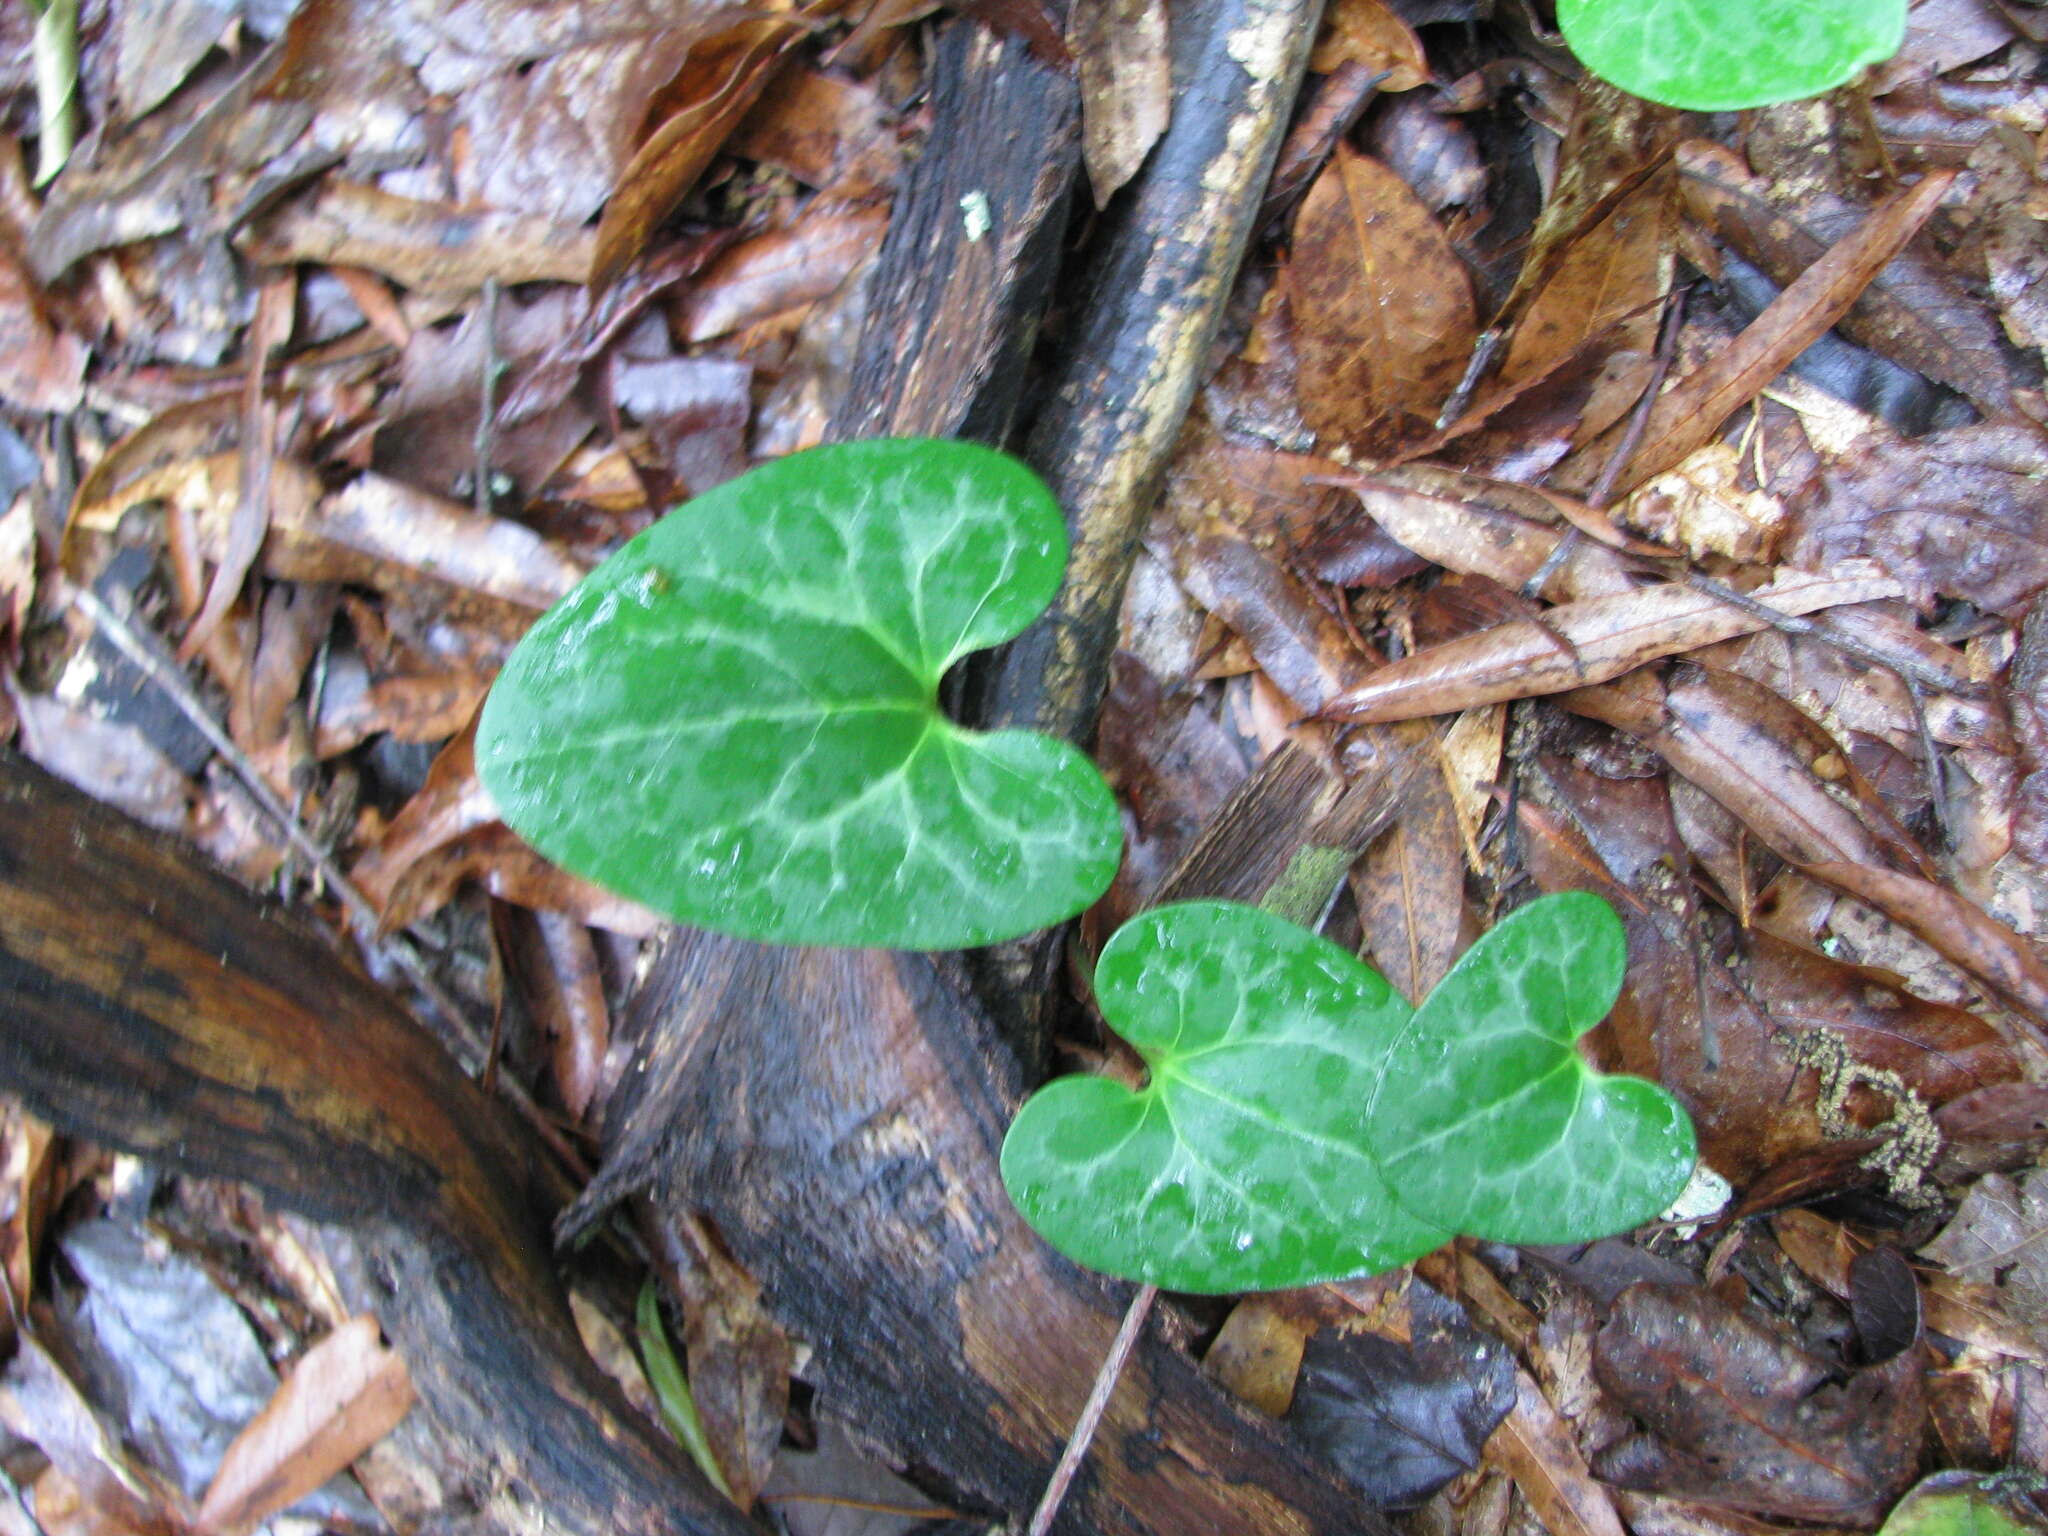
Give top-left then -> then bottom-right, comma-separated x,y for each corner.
825,19 -> 1079,445
0,754 -> 757,1536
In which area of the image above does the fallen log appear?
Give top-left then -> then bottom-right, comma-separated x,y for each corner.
0,753 -> 757,1536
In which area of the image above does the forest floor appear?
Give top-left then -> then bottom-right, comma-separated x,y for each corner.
3,0 -> 2048,1533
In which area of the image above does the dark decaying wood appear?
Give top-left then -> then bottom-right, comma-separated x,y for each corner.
0,754 -> 758,1536
827,20 -> 1079,445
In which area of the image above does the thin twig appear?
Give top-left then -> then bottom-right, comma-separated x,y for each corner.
68,582 -> 588,1180
1586,284 -> 1687,511
1024,1283 -> 1157,1536
1522,525 -> 1581,602
1435,329 -> 1503,430
475,276 -> 502,519
762,1493 -> 961,1520
1906,674 -> 1956,854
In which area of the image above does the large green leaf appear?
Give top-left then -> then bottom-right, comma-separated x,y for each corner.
1003,895 -> 1700,1292
1368,893 -> 1696,1243
1001,901 -> 1448,1294
1557,0 -> 1906,112
476,438 -> 1122,950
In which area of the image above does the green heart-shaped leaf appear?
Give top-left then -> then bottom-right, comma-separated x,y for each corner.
476,438 -> 1122,950
1558,0 -> 1906,112
1000,901 -> 1449,1294
1367,892 -> 1696,1244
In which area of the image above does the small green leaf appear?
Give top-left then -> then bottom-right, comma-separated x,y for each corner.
1876,1474 -> 2038,1536
1557,0 -> 1906,112
477,438 -> 1122,950
636,1280 -> 733,1500
1368,893 -> 1696,1244
1000,901 -> 1448,1294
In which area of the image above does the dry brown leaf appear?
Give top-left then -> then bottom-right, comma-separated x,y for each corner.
242,182 -> 596,291
1436,702 -> 1505,872
1499,169 -> 1673,404
675,202 -> 890,342
1204,1292 -> 1328,1417
1291,143 -> 1476,457
1791,424 -> 2048,620
1777,1208 -> 2041,1359
528,911 -> 609,1120
729,68 -> 901,195
183,273 -> 295,663
1070,0 -> 1170,206
1594,1284 -> 1923,1523
1495,81 -> 1680,330
195,1316 -> 411,1536
311,668 -> 493,757
0,245 -> 86,413
1318,568 -> 1903,724
1569,669 -> 2048,1037
591,12 -> 818,291
0,1336 -> 187,1536
1484,1367 -> 1628,1536
1677,140 -> 2016,417
645,1209 -> 793,1511
1352,765 -> 1466,1002
1619,168 -> 1957,492
280,474 -> 589,616
1811,859 -> 2048,1041
1330,465 -> 1640,602
1308,0 -> 1427,89
350,719 -> 496,919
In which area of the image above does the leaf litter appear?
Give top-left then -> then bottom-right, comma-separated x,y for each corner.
8,0 -> 2048,1528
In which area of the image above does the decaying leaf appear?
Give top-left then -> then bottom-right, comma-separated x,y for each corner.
241,181 -> 597,291
1616,168 -> 1956,493
1791,424 -> 2048,620
1923,1169 -> 2048,1356
1070,0 -> 1170,206
1318,567 -> 1903,724
1308,0 -> 1427,87
1291,143 -> 1476,457
1486,1366 -> 1630,1536
1288,1280 -> 1515,1510
1594,1282 -> 1924,1523
195,1316 -> 413,1536
591,11 -> 819,290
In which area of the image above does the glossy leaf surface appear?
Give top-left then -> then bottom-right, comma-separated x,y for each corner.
1370,893 -> 1697,1243
1001,901 -> 1448,1294
1558,0 -> 1905,112
477,438 -> 1122,949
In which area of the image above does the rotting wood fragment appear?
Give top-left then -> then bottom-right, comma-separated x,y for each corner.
0,754 -> 759,1536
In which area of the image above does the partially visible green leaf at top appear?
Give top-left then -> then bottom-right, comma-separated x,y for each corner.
1557,0 -> 1906,112
1001,901 -> 1450,1294
1368,893 -> 1696,1244
477,438 -> 1122,950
